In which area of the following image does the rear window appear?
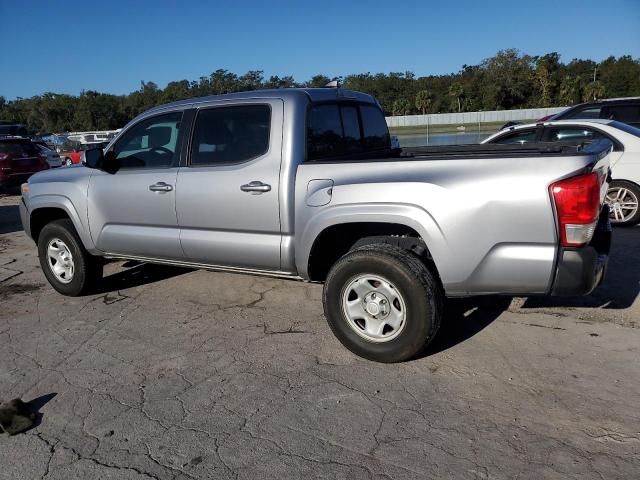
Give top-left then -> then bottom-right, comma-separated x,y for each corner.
547,127 -> 606,142
307,102 -> 390,161
602,105 -> 640,123
190,104 -> 271,166
0,140 -> 39,156
0,125 -> 28,136
563,105 -> 602,120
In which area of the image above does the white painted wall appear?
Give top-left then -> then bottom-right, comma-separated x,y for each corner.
386,107 -> 566,127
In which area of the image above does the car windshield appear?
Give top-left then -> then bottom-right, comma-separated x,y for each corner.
610,120 -> 640,138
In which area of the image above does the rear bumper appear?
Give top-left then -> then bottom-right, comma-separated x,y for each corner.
551,206 -> 611,296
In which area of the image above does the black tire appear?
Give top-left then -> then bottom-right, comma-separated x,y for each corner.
323,243 -> 443,363
607,180 -> 640,226
37,219 -> 102,296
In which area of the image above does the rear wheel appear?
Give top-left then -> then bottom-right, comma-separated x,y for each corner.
323,243 -> 443,363
64,157 -> 72,166
37,219 -> 102,296
606,180 -> 640,226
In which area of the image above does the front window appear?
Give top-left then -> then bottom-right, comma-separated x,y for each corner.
112,111 -> 182,168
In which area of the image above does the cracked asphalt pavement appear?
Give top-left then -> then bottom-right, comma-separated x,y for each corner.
1,193 -> 639,479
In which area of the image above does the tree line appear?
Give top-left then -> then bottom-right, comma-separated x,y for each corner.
1,49 -> 639,134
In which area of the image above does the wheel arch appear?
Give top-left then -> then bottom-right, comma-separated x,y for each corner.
297,203 -> 449,282
28,195 -> 96,251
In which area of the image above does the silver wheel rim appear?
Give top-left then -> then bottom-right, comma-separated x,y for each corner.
341,274 -> 407,343
65,158 -> 72,166
606,186 -> 639,223
46,238 -> 74,283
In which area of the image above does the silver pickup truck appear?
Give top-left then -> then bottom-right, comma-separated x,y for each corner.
19,88 -> 612,362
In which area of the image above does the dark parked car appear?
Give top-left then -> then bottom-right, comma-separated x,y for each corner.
0,137 -> 50,190
0,123 -> 28,136
542,97 -> 640,128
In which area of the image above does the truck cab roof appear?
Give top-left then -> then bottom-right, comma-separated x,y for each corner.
145,88 -> 378,116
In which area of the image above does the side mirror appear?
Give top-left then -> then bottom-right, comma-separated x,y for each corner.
83,147 -> 104,169
83,148 -> 119,173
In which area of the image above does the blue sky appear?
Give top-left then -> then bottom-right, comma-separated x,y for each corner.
1,0 -> 639,99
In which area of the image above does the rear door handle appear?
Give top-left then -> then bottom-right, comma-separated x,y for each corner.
149,182 -> 173,193
240,181 -> 271,194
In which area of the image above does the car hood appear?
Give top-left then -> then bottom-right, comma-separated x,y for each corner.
28,164 -> 92,185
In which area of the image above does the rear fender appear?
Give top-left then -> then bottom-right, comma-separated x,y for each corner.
296,203 -> 450,281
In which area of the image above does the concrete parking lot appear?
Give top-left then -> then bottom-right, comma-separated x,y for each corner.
1,192 -> 639,479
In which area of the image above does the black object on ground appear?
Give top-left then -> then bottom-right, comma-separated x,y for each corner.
0,399 -> 35,435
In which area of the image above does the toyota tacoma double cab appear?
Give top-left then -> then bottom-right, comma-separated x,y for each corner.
19,88 -> 612,362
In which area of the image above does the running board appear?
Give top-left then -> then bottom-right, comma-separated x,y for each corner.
103,254 -> 305,281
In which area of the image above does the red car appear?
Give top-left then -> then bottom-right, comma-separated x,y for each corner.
60,141 -> 109,166
0,137 -> 50,190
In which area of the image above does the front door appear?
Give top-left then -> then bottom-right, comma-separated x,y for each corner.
176,100 -> 283,270
88,111 -> 185,261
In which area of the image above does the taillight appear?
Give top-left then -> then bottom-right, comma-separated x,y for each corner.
550,172 -> 601,247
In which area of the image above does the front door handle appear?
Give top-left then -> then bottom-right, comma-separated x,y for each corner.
240,181 -> 271,194
149,182 -> 173,193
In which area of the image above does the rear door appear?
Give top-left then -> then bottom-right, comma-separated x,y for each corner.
87,111 -> 186,260
175,99 -> 283,270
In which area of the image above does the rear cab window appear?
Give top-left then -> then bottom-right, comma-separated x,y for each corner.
307,102 -> 391,161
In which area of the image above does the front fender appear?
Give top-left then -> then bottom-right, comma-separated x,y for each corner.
295,202 -> 451,281
27,194 -> 97,253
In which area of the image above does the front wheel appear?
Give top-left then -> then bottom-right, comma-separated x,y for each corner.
606,180 -> 640,226
37,219 -> 102,296
323,243 -> 443,363
64,158 -> 72,166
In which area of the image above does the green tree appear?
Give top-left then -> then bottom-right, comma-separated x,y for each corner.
415,90 -> 432,114
558,75 -> 582,105
392,98 -> 411,116
305,75 -> 332,88
534,53 -> 560,106
583,80 -> 605,101
448,82 -> 464,112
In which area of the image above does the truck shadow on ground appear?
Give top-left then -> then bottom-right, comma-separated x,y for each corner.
423,296 -> 512,357
96,261 -> 192,294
